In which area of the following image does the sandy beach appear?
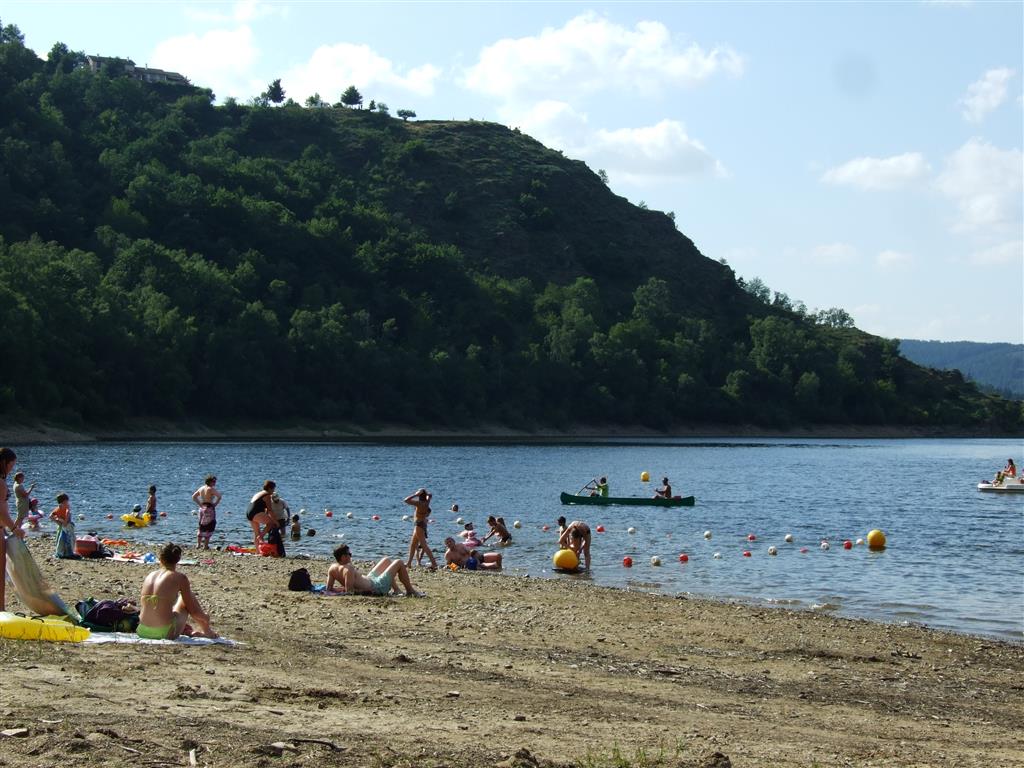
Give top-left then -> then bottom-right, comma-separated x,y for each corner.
0,538 -> 1021,768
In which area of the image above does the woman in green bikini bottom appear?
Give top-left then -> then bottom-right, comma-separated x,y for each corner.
138,543 -> 217,640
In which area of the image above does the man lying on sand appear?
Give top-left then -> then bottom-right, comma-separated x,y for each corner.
138,543 -> 218,640
326,544 -> 424,597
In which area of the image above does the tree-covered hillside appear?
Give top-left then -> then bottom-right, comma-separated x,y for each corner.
899,341 -> 1023,400
1,25 -> 1019,432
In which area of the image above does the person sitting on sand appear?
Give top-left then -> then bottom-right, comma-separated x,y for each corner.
558,520 -> 592,570
481,515 -> 512,545
444,536 -> 502,570
653,477 -> 672,499
326,544 -> 424,597
138,543 -> 217,640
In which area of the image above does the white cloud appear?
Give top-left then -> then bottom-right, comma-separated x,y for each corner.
960,67 -> 1015,122
877,249 -> 915,269
809,243 -> 859,264
283,43 -> 441,104
967,240 -> 1023,265
184,1 -> 286,24
581,120 -> 726,183
935,138 -> 1023,233
462,12 -> 743,101
509,100 -> 590,152
150,26 -> 262,101
821,152 -> 930,189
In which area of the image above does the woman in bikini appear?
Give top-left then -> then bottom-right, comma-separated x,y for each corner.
404,488 -> 438,570
0,447 -> 27,611
246,480 -> 278,547
138,543 -> 217,640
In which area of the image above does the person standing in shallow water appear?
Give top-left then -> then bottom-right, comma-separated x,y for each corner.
404,488 -> 438,570
0,448 -> 27,611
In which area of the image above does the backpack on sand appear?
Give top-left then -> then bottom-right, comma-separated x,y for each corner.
287,568 -> 312,591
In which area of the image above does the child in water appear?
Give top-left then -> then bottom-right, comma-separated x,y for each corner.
25,497 -> 42,530
290,514 -> 301,540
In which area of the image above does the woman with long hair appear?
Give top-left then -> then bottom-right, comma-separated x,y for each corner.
0,447 -> 27,610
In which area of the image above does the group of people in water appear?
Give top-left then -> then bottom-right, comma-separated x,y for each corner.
1,444 -> 596,642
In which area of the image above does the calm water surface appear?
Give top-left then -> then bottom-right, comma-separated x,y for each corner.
13,438 -> 1023,641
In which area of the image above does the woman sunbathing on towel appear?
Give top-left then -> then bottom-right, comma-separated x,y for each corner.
138,543 -> 217,640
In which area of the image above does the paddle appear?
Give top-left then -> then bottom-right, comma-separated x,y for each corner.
576,478 -> 597,496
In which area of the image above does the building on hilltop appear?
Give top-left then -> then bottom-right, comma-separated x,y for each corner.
86,55 -> 189,86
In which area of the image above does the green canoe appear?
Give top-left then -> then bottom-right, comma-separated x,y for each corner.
559,491 -> 695,507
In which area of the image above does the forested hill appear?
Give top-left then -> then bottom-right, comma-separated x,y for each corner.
0,26 -> 1019,433
899,341 -> 1024,400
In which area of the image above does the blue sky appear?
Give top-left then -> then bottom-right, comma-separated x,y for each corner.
7,1 -> 1023,343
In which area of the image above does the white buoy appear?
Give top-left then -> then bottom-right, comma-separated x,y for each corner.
784,533 -> 794,543
346,511 -> 354,519
703,530 -> 712,540
299,508 -> 307,516
78,514 -> 85,520
768,545 -> 778,556
456,517 -> 464,524
513,520 -> 521,529
627,527 -> 636,535
856,538 -> 865,546
821,541 -> 830,551
713,552 -> 722,560
402,514 -> 410,521
650,556 -> 662,566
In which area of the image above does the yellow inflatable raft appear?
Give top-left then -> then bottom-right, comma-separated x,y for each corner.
121,513 -> 152,527
0,611 -> 90,642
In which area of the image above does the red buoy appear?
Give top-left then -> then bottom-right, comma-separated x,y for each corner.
747,534 -> 757,542
622,556 -> 633,567
743,550 -> 752,557
843,540 -> 853,550
596,525 -> 605,533
678,553 -> 689,563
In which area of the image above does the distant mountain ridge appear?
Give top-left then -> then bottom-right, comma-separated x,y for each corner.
899,341 -> 1023,399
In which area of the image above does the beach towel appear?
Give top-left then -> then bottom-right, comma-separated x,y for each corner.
4,534 -> 81,621
84,632 -> 239,646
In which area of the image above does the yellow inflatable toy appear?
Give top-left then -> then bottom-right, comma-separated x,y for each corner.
640,471 -> 650,482
0,612 -> 90,642
866,529 -> 887,550
552,548 -> 579,571
121,513 -> 152,528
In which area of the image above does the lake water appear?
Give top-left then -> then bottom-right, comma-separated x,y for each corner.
10,438 -> 1023,641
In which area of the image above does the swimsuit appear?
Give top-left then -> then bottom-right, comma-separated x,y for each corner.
247,495 -> 269,521
198,503 -> 217,534
137,622 -> 174,640
367,571 -> 394,596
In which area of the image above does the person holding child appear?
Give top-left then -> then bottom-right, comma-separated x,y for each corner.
137,543 -> 217,640
12,471 -> 36,529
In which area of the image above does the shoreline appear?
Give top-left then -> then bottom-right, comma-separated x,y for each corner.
1,538 -> 1021,767
2,419 -> 1018,445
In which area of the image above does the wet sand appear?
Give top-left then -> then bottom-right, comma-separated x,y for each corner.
0,538 -> 1021,767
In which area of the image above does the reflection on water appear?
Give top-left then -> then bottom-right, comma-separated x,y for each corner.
12,437 -> 1024,641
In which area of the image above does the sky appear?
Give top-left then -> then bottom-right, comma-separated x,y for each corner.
5,0 -> 1023,344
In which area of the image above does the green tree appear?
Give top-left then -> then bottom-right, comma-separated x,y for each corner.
263,78 -> 285,105
340,85 -> 363,108
597,168 -> 609,184
397,109 -> 416,121
304,92 -> 325,108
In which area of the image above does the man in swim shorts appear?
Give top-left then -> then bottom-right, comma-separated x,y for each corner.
138,543 -> 217,640
326,544 -> 424,597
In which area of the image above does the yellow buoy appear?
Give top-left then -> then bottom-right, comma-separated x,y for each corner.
866,529 -> 887,550
552,548 -> 579,570
640,471 -> 650,482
